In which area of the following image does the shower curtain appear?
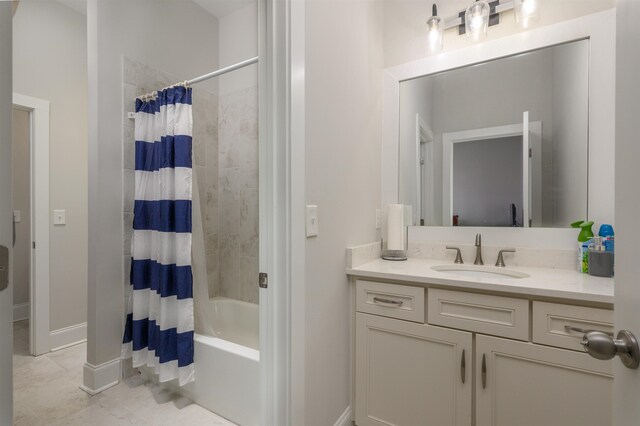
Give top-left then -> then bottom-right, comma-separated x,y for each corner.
122,86 -> 195,386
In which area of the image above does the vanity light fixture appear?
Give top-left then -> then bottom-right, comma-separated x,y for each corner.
427,0 -> 542,53
426,4 -> 444,54
465,0 -> 490,41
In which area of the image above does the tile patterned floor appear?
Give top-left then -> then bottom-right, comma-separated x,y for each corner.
13,320 -> 235,425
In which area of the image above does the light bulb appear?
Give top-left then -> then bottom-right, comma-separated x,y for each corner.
514,0 -> 540,29
426,4 -> 444,54
465,1 -> 490,41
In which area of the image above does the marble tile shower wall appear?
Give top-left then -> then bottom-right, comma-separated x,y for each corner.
218,86 -> 259,304
121,57 -> 259,307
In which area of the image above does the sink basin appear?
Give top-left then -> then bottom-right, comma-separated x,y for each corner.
431,265 -> 529,280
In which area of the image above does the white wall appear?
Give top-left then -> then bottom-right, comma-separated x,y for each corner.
383,0 -> 615,67
219,2 -> 258,95
87,0 -> 219,382
304,0 -> 384,424
551,41 -> 589,226
13,0 -> 88,331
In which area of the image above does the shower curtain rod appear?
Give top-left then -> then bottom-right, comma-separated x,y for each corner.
186,56 -> 258,85
135,56 -> 259,101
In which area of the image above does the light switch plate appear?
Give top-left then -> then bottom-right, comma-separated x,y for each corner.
306,205 -> 318,237
375,209 -> 382,229
13,210 -> 21,223
53,209 -> 66,226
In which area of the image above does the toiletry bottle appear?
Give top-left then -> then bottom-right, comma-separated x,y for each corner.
599,224 -> 615,253
572,221 -> 594,273
588,237 -> 614,278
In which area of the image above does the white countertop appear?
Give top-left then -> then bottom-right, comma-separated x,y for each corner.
347,258 -> 614,304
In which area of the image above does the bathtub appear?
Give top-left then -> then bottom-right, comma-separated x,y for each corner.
143,298 -> 260,426
184,298 -> 260,426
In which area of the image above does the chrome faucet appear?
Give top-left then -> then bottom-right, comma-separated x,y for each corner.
474,234 -> 484,265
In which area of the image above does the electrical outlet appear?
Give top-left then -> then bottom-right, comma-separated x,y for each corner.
375,209 -> 382,229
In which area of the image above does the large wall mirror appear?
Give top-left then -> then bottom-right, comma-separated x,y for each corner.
398,39 -> 590,228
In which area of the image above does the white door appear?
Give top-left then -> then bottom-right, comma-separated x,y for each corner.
0,3 -> 13,425
522,112 -> 530,228
355,313 -> 472,426
613,1 -> 640,423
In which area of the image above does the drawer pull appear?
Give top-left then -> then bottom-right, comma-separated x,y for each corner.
481,354 -> 487,389
372,297 -> 403,306
565,325 -> 613,337
461,349 -> 466,384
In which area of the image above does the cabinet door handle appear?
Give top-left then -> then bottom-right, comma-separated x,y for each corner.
481,353 -> 487,389
460,349 -> 466,384
372,297 -> 403,306
564,325 -> 613,337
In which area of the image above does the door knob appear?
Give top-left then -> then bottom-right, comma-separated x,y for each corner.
580,330 -> 640,369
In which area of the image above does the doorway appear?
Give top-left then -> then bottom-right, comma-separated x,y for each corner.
12,93 -> 50,357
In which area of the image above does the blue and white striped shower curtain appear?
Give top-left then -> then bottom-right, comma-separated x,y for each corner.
122,86 -> 195,386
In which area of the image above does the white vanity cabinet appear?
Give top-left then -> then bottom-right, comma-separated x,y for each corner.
353,280 -> 613,426
355,313 -> 472,426
475,335 -> 612,426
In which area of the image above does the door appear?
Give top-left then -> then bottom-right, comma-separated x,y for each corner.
355,313 -> 472,426
476,335 -> 612,426
521,112 -> 530,228
0,2 -> 12,424
614,1 -> 640,423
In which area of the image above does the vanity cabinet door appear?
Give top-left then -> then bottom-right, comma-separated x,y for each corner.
355,313 -> 472,426
475,335 -> 613,426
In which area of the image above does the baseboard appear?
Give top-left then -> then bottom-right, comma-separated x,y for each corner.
80,358 -> 120,395
13,303 -> 29,322
49,322 -> 87,351
334,406 -> 353,426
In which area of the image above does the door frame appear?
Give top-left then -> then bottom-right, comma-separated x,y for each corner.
12,93 -> 50,356
416,114 -> 434,226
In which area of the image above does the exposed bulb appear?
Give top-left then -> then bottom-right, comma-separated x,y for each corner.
426,4 -> 444,54
514,0 -> 540,29
465,1 -> 490,41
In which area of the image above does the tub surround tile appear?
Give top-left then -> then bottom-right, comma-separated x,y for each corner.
239,256 -> 259,304
239,188 -> 259,257
219,234 -> 241,300
123,212 -> 133,255
122,125 -> 135,170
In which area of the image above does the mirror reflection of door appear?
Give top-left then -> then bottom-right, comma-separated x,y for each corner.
452,135 -> 523,227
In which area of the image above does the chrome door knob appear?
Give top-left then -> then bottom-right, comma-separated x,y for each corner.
581,330 -> 640,369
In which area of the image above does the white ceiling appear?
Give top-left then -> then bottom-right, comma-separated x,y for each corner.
192,0 -> 254,18
54,0 -> 254,19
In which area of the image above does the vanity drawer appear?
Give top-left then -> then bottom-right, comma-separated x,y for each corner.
532,301 -> 614,351
427,288 -> 529,340
356,281 -> 425,323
